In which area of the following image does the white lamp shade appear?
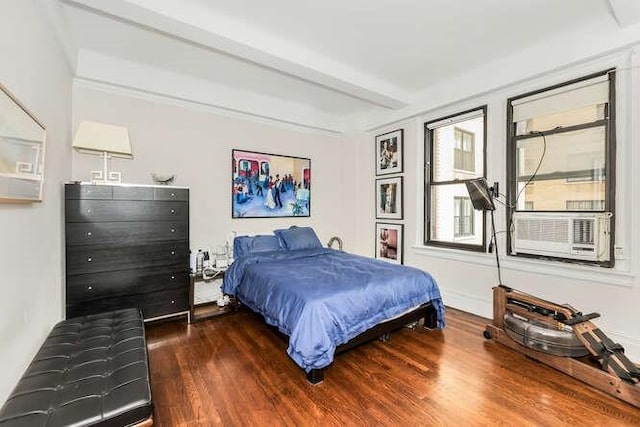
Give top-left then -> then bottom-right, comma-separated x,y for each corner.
72,121 -> 133,158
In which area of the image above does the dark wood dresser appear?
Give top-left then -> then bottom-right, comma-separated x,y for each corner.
65,183 -> 190,320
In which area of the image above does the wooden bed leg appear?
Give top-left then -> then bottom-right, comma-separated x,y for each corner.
306,369 -> 324,385
423,305 -> 438,329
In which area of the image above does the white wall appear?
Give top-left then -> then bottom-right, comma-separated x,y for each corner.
349,48 -> 640,360
71,84 -> 354,252
0,0 -> 73,404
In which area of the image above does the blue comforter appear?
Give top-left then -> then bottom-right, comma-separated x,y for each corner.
223,248 -> 444,371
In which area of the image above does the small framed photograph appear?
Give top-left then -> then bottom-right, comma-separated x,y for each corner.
375,129 -> 403,175
376,223 -> 403,264
376,176 -> 403,220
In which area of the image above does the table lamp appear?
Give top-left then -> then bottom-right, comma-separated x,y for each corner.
72,120 -> 132,184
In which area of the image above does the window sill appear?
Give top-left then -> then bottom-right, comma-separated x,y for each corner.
411,244 -> 635,288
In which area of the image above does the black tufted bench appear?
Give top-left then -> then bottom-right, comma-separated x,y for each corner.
0,309 -> 153,427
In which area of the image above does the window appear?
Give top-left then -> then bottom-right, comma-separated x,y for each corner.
566,200 -> 605,211
454,197 -> 474,237
506,70 -> 615,265
454,128 -> 475,172
425,106 -> 487,251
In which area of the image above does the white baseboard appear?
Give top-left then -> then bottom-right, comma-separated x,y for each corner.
440,287 -> 493,320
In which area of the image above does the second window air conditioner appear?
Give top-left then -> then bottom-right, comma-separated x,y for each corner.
512,212 -> 611,262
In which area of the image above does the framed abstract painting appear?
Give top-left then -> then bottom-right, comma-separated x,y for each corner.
375,129 -> 403,176
375,176 -> 403,220
232,149 -> 311,218
375,222 -> 403,264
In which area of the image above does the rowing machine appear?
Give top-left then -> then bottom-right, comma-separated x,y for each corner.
484,285 -> 640,409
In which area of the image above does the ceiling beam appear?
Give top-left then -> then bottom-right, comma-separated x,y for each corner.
74,49 -> 346,135
62,0 -> 410,110
606,0 -> 640,27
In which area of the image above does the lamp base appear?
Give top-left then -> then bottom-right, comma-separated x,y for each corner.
90,170 -> 122,185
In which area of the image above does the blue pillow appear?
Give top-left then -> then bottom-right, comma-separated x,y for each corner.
274,226 -> 322,251
233,235 -> 282,257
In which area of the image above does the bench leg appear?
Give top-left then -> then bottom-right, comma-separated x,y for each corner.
134,417 -> 154,427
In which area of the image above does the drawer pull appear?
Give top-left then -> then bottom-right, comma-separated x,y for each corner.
170,228 -> 176,233
170,275 -> 175,280
86,232 -> 92,237
171,250 -> 176,255
87,286 -> 93,291
170,209 -> 176,214
171,300 -> 175,304
86,209 -> 92,214
170,192 -> 176,198
87,257 -> 92,262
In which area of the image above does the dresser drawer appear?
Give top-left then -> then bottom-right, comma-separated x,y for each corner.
66,221 -> 187,246
65,184 -> 113,200
154,187 -> 188,201
66,200 -> 188,222
66,268 -> 188,303
112,186 -> 153,200
141,288 -> 189,318
66,288 -> 188,319
66,242 -> 188,274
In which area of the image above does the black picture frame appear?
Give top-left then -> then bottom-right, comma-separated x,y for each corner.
232,149 -> 311,218
375,222 -> 404,264
375,129 -> 403,176
375,176 -> 403,220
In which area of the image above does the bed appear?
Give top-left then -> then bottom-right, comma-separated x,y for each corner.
222,227 -> 445,383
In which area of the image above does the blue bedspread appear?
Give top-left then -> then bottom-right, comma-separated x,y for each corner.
223,248 -> 444,372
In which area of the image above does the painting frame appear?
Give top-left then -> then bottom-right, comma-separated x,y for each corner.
232,149 -> 311,219
375,222 -> 404,265
375,129 -> 403,176
375,176 -> 403,220
0,82 -> 46,202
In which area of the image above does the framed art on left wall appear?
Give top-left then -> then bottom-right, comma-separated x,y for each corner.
0,83 -> 46,202
232,149 -> 311,218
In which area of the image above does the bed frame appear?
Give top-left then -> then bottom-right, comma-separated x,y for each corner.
305,302 -> 438,383
245,301 -> 438,384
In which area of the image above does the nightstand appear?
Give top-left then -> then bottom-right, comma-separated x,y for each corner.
188,268 -> 238,323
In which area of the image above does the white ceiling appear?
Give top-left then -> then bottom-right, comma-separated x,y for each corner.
47,0 -> 640,133
188,0 -> 609,91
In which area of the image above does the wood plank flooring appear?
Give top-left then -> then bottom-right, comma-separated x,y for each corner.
144,307 -> 640,426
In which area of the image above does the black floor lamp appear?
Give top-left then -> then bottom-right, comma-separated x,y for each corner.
465,178 -> 502,286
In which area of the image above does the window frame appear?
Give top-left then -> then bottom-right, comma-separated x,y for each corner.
453,196 -> 474,238
424,105 -> 488,252
505,69 -> 616,267
454,127 -> 476,172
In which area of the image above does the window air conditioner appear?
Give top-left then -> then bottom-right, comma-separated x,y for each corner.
512,212 -> 611,262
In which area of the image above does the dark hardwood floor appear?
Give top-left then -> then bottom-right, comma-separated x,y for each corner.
145,307 -> 640,426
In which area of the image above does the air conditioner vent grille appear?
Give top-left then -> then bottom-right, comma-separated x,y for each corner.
516,218 -> 569,243
512,212 -> 610,262
573,218 -> 594,244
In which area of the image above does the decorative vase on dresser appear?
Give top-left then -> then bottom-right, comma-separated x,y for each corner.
65,182 -> 190,320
